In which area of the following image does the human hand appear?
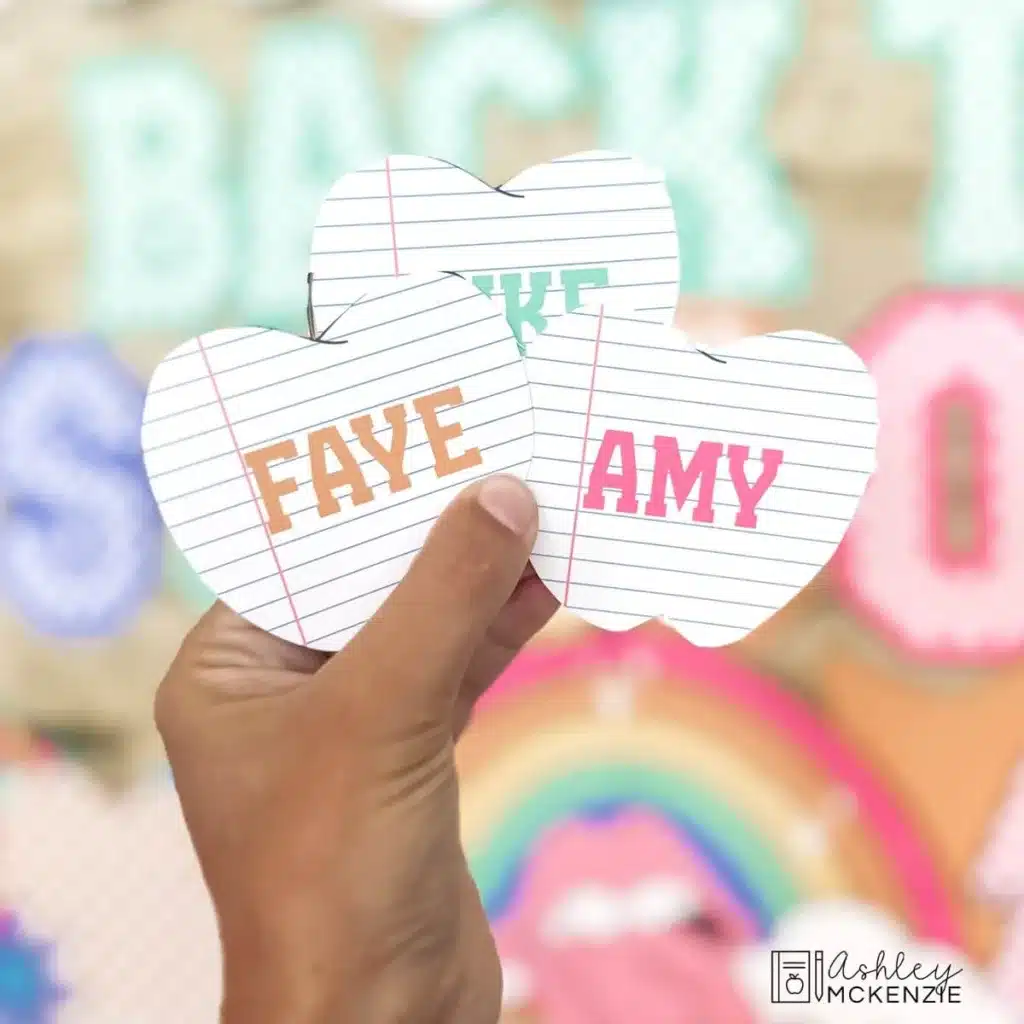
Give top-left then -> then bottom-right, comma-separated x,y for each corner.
155,475 -> 557,1024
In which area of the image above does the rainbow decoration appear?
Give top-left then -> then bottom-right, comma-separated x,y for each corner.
458,628 -> 960,946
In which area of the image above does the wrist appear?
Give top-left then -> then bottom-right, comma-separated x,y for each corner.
220,929 -> 346,1024
221,979 -> 340,1024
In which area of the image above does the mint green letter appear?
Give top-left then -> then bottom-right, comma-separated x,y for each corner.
562,267 -> 610,312
872,0 -> 1024,283
403,8 -> 580,171
72,56 -> 231,333
244,23 -> 388,328
501,272 -> 551,348
587,0 -> 808,300
472,274 -> 496,298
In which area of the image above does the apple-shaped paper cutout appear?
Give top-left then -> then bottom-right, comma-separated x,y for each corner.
525,307 -> 878,646
309,151 -> 680,346
141,273 -> 533,652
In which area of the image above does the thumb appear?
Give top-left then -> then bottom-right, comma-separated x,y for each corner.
322,474 -> 540,725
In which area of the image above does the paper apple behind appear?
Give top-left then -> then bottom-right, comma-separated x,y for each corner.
525,307 -> 879,647
142,273 -> 533,652
309,151 -> 680,346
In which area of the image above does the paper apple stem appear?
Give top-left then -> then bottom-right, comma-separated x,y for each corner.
303,271 -> 362,344
306,271 -> 316,340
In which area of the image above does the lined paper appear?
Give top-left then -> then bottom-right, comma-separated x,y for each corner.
142,273 -> 533,652
525,309 -> 878,647
310,151 -> 680,345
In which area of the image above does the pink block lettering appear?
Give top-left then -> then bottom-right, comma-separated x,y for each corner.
833,293 -> 1024,659
728,445 -> 783,529
583,429 -> 639,513
644,438 -> 722,523
927,379 -> 991,571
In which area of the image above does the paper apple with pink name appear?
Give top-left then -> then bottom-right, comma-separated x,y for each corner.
525,308 -> 878,646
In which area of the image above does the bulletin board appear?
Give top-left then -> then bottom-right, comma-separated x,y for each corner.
0,1 -> 1022,1021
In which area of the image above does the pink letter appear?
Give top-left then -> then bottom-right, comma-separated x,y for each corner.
583,429 -> 639,513
644,438 -> 723,522
729,445 -> 783,528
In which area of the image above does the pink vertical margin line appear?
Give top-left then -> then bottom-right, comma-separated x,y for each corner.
479,629 -> 962,947
384,157 -> 401,278
194,335 -> 309,646
563,306 -> 605,606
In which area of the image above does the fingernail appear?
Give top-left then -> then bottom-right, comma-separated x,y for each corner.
477,475 -> 538,537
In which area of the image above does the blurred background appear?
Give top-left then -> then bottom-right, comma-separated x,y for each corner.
0,0 -> 1022,1020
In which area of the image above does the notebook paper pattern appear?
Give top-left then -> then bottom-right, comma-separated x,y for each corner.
309,151 -> 680,346
525,309 -> 879,647
142,273 -> 534,652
